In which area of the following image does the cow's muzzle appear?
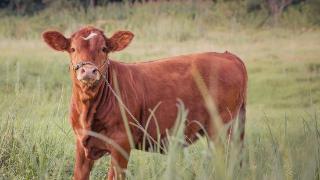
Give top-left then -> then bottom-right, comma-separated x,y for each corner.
76,64 -> 101,86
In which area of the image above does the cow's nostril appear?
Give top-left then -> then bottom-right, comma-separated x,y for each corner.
80,68 -> 85,74
92,68 -> 97,74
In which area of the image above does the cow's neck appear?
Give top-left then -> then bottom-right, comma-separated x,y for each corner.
71,63 -> 114,128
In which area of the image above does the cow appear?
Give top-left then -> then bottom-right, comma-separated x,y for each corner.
42,26 -> 247,180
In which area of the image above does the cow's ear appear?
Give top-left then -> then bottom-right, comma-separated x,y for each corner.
42,31 -> 70,51
107,31 -> 134,52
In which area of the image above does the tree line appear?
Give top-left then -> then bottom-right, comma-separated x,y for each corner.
0,0 -> 317,25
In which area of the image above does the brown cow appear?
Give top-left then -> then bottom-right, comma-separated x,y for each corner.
42,26 -> 247,180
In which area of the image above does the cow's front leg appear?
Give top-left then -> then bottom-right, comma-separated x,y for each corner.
73,139 -> 94,180
107,142 -> 131,180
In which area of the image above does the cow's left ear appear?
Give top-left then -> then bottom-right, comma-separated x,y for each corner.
107,31 -> 134,52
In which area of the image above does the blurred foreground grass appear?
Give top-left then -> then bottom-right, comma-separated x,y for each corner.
0,1 -> 320,179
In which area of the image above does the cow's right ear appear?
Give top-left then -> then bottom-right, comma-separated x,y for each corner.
42,31 -> 70,51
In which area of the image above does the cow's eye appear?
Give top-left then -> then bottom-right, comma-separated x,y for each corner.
70,48 -> 75,52
102,47 -> 107,53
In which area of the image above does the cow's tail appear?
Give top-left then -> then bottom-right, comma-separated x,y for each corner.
239,101 -> 246,141
237,100 -> 246,167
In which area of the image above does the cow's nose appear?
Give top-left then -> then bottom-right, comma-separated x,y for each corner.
77,66 -> 100,83
79,66 -> 98,77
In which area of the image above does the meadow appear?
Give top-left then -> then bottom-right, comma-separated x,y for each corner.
0,1 -> 320,179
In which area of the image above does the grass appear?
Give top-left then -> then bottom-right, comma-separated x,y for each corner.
1,1 -> 320,180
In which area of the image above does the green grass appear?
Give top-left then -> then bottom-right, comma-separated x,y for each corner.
1,2 -> 320,180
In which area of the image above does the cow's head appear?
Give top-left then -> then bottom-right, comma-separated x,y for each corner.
42,26 -> 134,88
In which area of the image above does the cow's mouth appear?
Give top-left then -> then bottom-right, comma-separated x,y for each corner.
86,148 -> 110,160
80,78 -> 100,87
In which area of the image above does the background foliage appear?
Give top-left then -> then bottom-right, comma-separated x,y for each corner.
0,0 -> 319,39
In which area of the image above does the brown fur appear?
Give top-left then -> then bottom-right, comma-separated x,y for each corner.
42,26 -> 247,180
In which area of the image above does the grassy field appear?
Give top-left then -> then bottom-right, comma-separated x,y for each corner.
1,1 -> 320,180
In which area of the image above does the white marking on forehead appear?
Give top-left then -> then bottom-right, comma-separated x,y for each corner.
82,32 -> 97,40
